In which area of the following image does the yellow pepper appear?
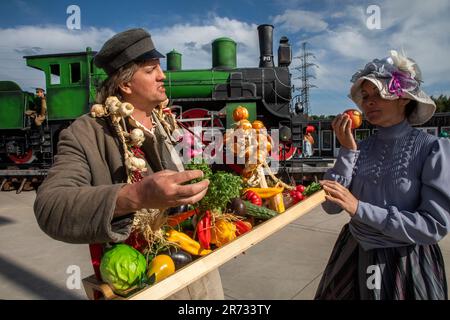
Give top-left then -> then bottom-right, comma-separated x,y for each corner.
166,229 -> 212,256
243,187 -> 284,199
211,219 -> 237,247
269,193 -> 285,213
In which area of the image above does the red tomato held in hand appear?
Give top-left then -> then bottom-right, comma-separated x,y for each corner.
344,109 -> 363,129
295,185 -> 305,193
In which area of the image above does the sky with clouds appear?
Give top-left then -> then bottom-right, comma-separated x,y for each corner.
0,0 -> 449,115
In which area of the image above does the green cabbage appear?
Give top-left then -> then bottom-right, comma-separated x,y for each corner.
100,244 -> 147,295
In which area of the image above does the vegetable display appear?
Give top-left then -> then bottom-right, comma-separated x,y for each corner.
95,109 -> 323,297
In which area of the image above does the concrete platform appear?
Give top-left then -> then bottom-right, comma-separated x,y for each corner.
0,191 -> 449,300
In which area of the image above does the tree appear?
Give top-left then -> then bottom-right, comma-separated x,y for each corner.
431,95 -> 450,113
309,114 -> 334,120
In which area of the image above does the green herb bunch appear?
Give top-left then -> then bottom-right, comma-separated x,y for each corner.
185,160 -> 242,212
303,182 -> 322,197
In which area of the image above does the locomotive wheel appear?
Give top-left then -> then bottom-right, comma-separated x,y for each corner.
8,148 -> 34,164
179,108 -> 224,129
270,143 -> 297,161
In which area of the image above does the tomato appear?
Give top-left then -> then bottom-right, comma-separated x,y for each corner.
266,140 -> 272,153
295,185 -> 305,193
233,106 -> 249,122
239,119 -> 253,130
252,120 -> 265,130
254,134 -> 271,153
344,109 -> 363,129
147,254 -> 175,284
306,125 -> 315,133
290,190 -> 304,204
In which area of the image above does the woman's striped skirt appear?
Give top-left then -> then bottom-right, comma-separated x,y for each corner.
314,224 -> 448,300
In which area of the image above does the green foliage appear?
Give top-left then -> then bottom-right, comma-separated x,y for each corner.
185,160 -> 242,212
185,158 -> 213,184
202,171 -> 242,212
308,114 -> 335,120
303,182 -> 322,197
431,95 -> 450,113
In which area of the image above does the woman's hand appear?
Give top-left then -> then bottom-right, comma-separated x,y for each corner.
320,180 -> 358,216
332,114 -> 357,151
115,170 -> 209,216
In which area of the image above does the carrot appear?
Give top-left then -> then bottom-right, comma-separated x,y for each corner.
167,208 -> 198,227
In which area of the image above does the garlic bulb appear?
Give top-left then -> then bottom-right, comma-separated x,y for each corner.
119,102 -> 134,117
125,156 -> 147,171
90,104 -> 106,117
105,96 -> 120,114
130,128 -> 145,147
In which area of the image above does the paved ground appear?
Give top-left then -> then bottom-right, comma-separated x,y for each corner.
1,191 -> 450,300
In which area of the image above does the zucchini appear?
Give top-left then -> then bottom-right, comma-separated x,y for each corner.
243,200 -> 278,219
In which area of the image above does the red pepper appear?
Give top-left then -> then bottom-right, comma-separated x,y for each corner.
244,190 -> 262,206
167,208 -> 198,227
235,220 -> 252,236
197,210 -> 211,249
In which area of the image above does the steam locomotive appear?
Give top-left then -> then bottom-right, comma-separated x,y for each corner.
0,24 -> 294,191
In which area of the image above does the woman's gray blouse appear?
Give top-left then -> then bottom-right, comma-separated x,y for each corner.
322,120 -> 450,250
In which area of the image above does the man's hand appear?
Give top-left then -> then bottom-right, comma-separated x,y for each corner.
115,170 -> 209,216
332,113 -> 357,151
320,180 -> 358,216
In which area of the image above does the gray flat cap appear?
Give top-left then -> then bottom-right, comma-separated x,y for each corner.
94,28 -> 164,76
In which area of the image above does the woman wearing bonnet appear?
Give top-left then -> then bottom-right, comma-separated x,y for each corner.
315,50 -> 450,300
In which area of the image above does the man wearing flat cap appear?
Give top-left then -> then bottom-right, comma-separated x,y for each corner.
34,28 -> 224,300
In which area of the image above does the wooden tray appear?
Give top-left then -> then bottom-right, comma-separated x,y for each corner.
82,190 -> 326,300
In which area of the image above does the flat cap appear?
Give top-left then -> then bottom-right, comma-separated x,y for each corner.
94,28 -> 164,76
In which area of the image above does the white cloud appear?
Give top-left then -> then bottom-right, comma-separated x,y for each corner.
0,18 -> 267,93
0,25 -> 114,91
153,17 -> 261,69
285,0 -> 450,115
272,10 -> 328,33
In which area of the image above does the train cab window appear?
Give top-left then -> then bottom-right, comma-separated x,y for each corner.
321,130 -> 332,150
50,64 -> 61,85
70,62 -> 81,83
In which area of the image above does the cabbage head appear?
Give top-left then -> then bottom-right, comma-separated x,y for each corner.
100,244 -> 147,295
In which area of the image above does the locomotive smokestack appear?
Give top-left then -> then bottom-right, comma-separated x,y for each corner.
257,24 -> 274,68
